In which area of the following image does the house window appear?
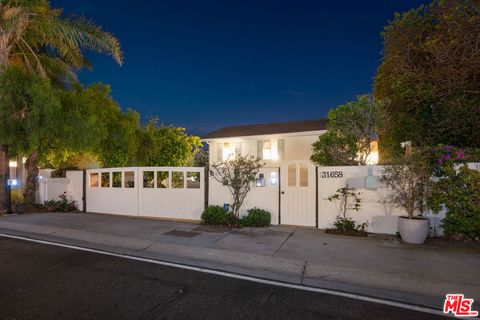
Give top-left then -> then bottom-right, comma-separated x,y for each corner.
222,142 -> 236,161
89,173 -> 99,187
259,140 -> 279,160
288,164 -> 296,187
299,164 -> 308,187
270,172 -> 277,185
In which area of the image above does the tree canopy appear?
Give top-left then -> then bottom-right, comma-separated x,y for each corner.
374,0 -> 480,159
311,95 -> 379,166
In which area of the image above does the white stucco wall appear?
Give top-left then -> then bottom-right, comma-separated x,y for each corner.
207,131 -> 325,167
209,167 -> 280,224
37,171 -> 84,211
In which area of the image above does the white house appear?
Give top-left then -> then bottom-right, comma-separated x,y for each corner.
203,119 -> 328,226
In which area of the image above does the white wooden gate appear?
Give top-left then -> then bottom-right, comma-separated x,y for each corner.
280,161 -> 316,226
86,167 -> 205,220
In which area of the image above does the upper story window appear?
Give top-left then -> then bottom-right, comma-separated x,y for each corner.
217,142 -> 242,162
258,139 -> 283,160
222,143 -> 236,161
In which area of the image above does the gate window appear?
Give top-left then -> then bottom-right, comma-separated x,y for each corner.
124,171 -> 135,188
187,172 -> 200,189
172,171 -> 185,188
157,171 -> 169,188
89,173 -> 99,187
112,172 -> 122,188
143,171 -> 154,188
299,165 -> 308,187
101,172 -> 110,188
288,164 -> 296,187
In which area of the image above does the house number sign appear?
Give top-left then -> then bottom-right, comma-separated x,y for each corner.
320,171 -> 344,178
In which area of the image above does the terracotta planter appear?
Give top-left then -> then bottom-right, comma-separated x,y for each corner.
397,216 -> 429,244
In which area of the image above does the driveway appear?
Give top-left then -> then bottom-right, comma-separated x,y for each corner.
0,212 -> 479,311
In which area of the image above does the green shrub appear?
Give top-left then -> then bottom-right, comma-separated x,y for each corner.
201,205 -> 237,226
429,166 -> 480,239
241,208 -> 271,227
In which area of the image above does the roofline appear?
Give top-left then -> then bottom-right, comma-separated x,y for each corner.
201,129 -> 327,142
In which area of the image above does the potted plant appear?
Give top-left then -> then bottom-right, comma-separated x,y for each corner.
382,154 -> 431,244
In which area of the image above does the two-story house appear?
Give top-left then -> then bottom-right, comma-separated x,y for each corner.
203,119 -> 327,226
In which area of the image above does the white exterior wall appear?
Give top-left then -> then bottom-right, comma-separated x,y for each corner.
207,131 -> 325,167
209,167 -> 280,224
317,166 -> 404,235
37,171 -> 84,210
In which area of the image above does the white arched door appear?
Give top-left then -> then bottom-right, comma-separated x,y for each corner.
280,161 -> 316,226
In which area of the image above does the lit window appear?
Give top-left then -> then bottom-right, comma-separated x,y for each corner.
222,143 -> 236,161
299,165 -> 308,187
270,172 -> 277,185
262,140 -> 278,160
263,140 -> 271,159
288,164 -> 296,187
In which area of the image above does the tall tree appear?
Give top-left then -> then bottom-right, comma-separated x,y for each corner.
374,0 -> 480,160
137,118 -> 202,167
0,0 -> 123,207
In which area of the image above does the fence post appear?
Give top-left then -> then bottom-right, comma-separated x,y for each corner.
82,170 -> 86,212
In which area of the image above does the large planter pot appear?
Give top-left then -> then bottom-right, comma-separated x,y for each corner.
397,216 -> 429,244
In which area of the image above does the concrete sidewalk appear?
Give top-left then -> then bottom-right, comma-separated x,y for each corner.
1,212 -> 479,310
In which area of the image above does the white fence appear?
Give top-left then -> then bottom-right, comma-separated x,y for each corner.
209,167 -> 280,224
86,167 -> 205,220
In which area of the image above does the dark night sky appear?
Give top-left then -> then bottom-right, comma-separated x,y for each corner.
52,1 -> 427,136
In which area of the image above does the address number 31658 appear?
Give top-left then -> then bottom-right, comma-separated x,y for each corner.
320,171 -> 343,178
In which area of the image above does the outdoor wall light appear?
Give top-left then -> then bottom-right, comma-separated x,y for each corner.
8,160 -> 17,168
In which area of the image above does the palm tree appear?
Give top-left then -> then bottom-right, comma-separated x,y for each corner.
0,0 -> 123,207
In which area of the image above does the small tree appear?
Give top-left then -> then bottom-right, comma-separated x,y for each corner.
381,154 -> 431,219
311,131 -> 358,166
328,186 -> 362,232
210,155 -> 263,219
311,95 -> 380,166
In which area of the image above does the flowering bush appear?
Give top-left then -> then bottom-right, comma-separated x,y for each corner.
432,145 -> 466,176
44,192 -> 78,212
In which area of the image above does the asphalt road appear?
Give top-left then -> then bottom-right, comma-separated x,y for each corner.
0,237 -> 445,320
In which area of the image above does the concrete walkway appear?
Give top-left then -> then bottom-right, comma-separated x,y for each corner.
1,212 -> 479,310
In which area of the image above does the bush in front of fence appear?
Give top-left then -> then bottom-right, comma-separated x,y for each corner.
240,208 -> 271,227
201,205 -> 237,226
201,206 -> 271,227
